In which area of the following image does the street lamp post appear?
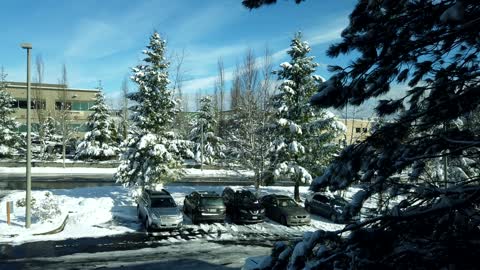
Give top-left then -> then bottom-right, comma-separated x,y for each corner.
21,42 -> 32,228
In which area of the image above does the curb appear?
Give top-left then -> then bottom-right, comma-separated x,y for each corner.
33,214 -> 69,236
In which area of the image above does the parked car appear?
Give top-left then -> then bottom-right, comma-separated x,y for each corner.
260,194 -> 310,226
222,187 -> 265,224
137,189 -> 183,231
304,192 -> 358,223
183,191 -> 226,224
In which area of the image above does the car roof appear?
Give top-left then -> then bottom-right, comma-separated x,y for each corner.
262,194 -> 291,200
145,189 -> 171,197
194,191 -> 221,198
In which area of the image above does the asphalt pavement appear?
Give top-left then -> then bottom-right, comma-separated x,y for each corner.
0,232 -> 273,270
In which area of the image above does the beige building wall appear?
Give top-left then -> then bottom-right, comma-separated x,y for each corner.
337,119 -> 373,145
4,82 -> 98,137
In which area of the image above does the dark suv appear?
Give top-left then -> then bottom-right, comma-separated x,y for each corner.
183,191 -> 226,224
222,187 -> 265,224
137,189 -> 183,231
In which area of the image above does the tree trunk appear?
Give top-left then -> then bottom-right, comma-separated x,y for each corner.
62,142 -> 66,168
294,181 -> 301,202
254,168 -> 260,191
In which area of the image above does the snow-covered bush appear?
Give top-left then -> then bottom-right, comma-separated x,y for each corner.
16,197 -> 36,208
32,192 -> 61,222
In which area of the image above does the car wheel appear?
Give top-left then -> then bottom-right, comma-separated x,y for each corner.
280,216 -> 288,226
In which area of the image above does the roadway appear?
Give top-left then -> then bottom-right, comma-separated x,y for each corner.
0,229 -> 278,269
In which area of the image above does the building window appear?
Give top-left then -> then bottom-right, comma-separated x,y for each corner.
18,124 -> 27,133
69,123 -> 90,132
11,99 -> 46,110
32,100 -> 46,110
71,101 -> 94,111
18,100 -> 28,109
363,128 -> 368,133
355,127 -> 361,133
55,101 -> 72,110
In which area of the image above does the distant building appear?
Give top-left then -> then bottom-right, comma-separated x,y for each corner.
4,82 -> 99,136
339,118 -> 374,145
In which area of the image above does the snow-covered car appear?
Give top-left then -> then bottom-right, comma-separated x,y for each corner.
137,189 -> 183,231
260,194 -> 310,226
222,187 -> 265,224
305,192 -> 359,223
183,191 -> 226,224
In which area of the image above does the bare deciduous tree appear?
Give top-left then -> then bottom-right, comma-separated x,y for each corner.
34,55 -> 47,156
57,64 -> 74,167
121,76 -> 129,140
214,58 -> 226,136
226,48 -> 274,191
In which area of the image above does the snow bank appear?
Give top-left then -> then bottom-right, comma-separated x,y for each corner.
0,186 -> 137,244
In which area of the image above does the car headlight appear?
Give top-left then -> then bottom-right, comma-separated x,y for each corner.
239,209 -> 248,214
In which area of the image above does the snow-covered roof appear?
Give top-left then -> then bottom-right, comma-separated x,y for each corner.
5,82 -> 99,92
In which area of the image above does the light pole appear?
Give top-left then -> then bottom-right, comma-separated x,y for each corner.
200,120 -> 204,171
21,42 -> 32,228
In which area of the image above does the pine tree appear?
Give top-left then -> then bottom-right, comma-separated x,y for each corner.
115,32 -> 183,189
190,96 -> 225,165
247,1 -> 480,269
75,88 -> 119,160
40,116 -> 60,160
0,68 -> 22,158
269,33 -> 343,201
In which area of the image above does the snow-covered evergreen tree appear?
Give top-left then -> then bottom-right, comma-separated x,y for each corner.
40,116 -> 61,160
115,32 -> 183,188
0,68 -> 21,158
75,88 -> 119,160
190,96 -> 225,165
269,33 -> 344,201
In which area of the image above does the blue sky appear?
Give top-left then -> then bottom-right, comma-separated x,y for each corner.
0,0 -> 357,109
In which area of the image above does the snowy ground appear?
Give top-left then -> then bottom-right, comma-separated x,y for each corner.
0,185 -> 346,245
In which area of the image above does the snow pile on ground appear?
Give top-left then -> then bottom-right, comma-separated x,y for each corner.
0,186 -> 137,244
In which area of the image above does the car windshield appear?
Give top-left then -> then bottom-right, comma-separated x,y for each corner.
240,191 -> 258,204
200,197 -> 224,207
278,198 -> 297,207
151,197 -> 176,208
332,196 -> 348,207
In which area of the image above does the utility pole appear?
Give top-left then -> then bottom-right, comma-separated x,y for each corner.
444,122 -> 448,188
200,121 -> 204,171
21,42 -> 32,228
